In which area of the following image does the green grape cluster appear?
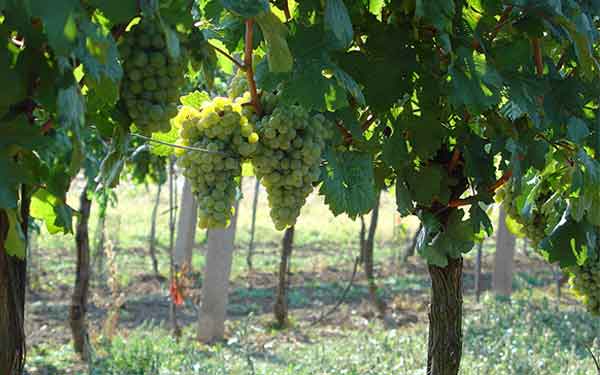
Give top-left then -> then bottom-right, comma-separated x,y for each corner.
227,70 -> 248,99
252,105 -> 329,230
495,180 -> 549,247
119,19 -> 184,134
175,96 -> 259,228
569,253 -> 600,315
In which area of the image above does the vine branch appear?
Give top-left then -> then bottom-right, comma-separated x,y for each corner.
208,42 -> 245,70
244,19 -> 262,117
131,133 -> 229,155
447,170 -> 513,208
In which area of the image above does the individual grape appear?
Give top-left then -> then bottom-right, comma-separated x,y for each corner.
175,95 -> 259,229
119,18 -> 185,135
252,103 -> 330,230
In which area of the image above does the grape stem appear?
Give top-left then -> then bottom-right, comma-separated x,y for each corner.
207,43 -> 245,70
244,19 -> 263,117
447,170 -> 513,208
131,133 -> 229,155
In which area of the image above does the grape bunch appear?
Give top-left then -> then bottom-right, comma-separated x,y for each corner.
252,105 -> 329,230
569,252 -> 600,315
228,69 -> 248,99
495,180 -> 550,247
119,19 -> 184,134
175,96 -> 258,228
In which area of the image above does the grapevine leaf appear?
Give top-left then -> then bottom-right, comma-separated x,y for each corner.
150,125 -> 179,157
76,19 -> 123,83
220,0 -> 268,18
180,91 -> 210,109
87,0 -> 137,25
57,83 -> 86,134
324,0 -> 353,49
161,21 -> 181,60
31,0 -> 79,56
567,117 -> 589,144
406,165 -> 450,206
319,149 -> 376,219
4,209 -> 25,259
539,211 -> 592,267
415,0 -> 455,34
255,11 -> 293,73
395,179 -> 413,216
331,64 -> 365,107
470,203 -> 493,236
30,188 -> 74,234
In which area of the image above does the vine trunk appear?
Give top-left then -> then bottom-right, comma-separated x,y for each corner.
427,257 -> 463,375
70,185 -> 92,359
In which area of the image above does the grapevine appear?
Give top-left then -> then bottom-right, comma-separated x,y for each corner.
119,19 -> 184,134
175,95 -> 259,228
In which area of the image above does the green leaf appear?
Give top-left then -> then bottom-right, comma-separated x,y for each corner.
319,149 -> 376,219
415,0 -> 455,34
539,211 -> 592,267
57,84 -> 86,133
161,21 -> 181,60
395,179 -> 413,216
150,125 -> 179,157
470,203 -> 493,236
31,0 -> 79,56
255,11 -> 293,73
331,64 -> 365,106
406,165 -> 450,206
4,208 -> 25,258
88,0 -> 137,25
180,91 -> 210,109
324,0 -> 353,49
220,0 -> 268,17
30,188 -> 73,234
567,117 -> 589,144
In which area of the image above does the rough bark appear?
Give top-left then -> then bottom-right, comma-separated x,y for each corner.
427,257 -> 463,375
197,199 -> 239,343
174,179 -> 197,272
492,207 -> 516,297
148,183 -> 162,277
247,177 -> 260,273
362,194 -> 386,316
274,226 -> 294,327
0,199 -> 28,375
70,185 -> 92,359
474,241 -> 483,302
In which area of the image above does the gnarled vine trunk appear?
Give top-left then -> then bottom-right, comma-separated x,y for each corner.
0,198 -> 28,375
70,185 -> 92,359
360,193 -> 386,316
427,257 -> 463,375
274,226 -> 294,327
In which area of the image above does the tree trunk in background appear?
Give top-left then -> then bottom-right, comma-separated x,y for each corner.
403,223 -> 422,262
474,241 -> 483,302
274,226 -> 294,327
174,179 -> 197,273
493,207 -> 516,297
247,177 -> 260,273
427,257 -> 463,375
197,200 -> 239,343
0,192 -> 29,375
148,184 -> 162,277
363,193 -> 386,316
70,185 -> 92,359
